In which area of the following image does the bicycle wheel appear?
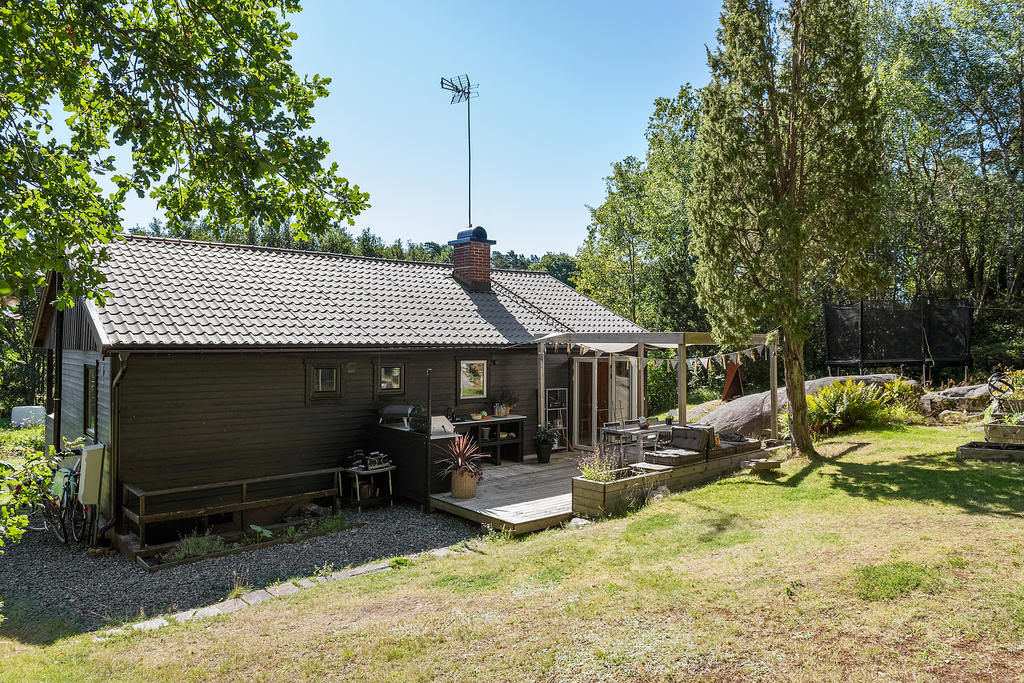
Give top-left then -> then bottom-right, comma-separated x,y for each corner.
43,496 -> 67,544
69,500 -> 88,543
24,506 -> 48,532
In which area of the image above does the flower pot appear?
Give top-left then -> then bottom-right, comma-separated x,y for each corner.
536,442 -> 553,464
451,470 -> 478,498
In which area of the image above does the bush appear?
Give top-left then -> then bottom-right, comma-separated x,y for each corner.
881,377 -> 921,408
0,424 -> 45,463
783,379 -> 887,438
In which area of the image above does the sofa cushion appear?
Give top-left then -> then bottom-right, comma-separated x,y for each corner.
670,425 -> 713,453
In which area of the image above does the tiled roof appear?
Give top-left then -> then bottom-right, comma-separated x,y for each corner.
93,236 -> 645,348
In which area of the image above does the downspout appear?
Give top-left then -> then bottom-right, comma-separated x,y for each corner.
53,272 -> 64,453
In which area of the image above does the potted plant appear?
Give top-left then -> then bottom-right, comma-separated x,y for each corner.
495,391 -> 519,417
437,434 -> 485,498
535,424 -> 559,464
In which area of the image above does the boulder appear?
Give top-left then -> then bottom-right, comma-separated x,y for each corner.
698,374 -> 898,438
921,383 -> 991,414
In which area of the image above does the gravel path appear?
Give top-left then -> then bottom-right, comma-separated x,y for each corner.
0,505 -> 478,635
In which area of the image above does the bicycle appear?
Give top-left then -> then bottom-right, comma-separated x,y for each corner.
50,457 -> 89,544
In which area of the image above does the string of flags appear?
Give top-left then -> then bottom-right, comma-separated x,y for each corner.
644,344 -> 770,373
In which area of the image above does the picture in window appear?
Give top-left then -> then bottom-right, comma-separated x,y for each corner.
459,360 -> 487,399
379,365 -> 403,392
314,366 -> 338,394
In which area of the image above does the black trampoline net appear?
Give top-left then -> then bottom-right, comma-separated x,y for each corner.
824,300 -> 972,368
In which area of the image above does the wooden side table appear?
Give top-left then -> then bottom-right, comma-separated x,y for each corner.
343,466 -> 395,512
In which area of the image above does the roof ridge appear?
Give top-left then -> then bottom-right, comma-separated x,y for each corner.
120,233 -> 456,269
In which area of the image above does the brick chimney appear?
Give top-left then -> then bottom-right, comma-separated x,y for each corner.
448,226 -> 496,291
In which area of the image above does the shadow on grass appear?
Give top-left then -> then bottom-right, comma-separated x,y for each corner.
0,593 -> 88,646
776,435 -> 1024,517
825,455 -> 1024,516
781,441 -> 871,490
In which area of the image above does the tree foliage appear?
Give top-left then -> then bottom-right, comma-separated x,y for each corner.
577,87 -> 706,332
1,0 -> 369,310
688,0 -> 886,453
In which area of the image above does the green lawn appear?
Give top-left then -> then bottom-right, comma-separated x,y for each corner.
4,424 -> 1024,680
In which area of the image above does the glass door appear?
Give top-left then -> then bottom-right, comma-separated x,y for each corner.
611,356 -> 636,422
574,358 -> 595,447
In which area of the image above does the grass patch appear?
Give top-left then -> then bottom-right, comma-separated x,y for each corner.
7,424 -> 1024,680
430,569 -> 506,594
853,560 -> 943,600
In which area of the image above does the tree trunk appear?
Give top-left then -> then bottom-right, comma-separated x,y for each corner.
781,326 -> 817,457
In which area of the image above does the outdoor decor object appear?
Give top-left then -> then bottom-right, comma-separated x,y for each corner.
438,433 -> 485,499
534,425 -> 559,464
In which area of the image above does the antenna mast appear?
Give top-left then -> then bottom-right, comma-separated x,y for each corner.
440,74 -> 479,228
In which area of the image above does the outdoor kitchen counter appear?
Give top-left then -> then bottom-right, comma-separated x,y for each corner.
372,424 -> 457,505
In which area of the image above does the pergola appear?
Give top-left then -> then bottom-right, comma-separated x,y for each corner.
534,331 -> 779,439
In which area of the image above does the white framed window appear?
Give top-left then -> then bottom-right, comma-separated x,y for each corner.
459,360 -> 487,400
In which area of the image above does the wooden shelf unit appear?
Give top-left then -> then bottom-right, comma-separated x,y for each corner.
453,415 -> 525,465
546,388 -> 569,452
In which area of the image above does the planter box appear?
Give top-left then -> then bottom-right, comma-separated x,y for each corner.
985,423 -> 1024,445
957,441 -> 1024,462
572,467 -> 668,517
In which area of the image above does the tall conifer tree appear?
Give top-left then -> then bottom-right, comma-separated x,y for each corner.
688,0 -> 885,454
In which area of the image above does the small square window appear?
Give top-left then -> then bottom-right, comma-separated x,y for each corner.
379,365 -> 403,392
314,367 -> 338,394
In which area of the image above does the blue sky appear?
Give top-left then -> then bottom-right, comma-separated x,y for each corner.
122,1 -> 723,255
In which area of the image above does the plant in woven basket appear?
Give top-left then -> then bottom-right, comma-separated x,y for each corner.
437,434 -> 485,481
438,434 -> 485,499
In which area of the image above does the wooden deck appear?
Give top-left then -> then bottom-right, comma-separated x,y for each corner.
429,451 -> 580,533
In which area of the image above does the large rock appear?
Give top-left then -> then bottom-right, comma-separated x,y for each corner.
698,374 -> 899,438
921,383 -> 991,413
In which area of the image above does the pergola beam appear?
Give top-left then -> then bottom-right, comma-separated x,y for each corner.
535,331 -> 771,347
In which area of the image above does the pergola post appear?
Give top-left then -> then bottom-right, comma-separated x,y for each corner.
769,340 -> 779,439
537,342 -> 546,428
678,341 -> 687,426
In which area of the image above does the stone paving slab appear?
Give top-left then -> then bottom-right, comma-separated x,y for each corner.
133,617 -> 169,632
267,582 -> 300,597
171,609 -> 196,624
295,578 -> 317,588
215,598 -> 248,614
241,589 -> 273,606
194,605 -> 220,619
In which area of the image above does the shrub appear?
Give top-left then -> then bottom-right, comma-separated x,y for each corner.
799,379 -> 888,437
577,444 -> 626,482
881,377 -> 921,408
162,531 -> 227,563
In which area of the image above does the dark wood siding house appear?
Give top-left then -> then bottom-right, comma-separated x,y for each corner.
32,228 -> 648,551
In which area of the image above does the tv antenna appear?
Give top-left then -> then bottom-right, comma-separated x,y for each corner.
440,74 -> 479,228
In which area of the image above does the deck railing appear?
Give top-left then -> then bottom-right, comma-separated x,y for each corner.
121,466 -> 344,548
